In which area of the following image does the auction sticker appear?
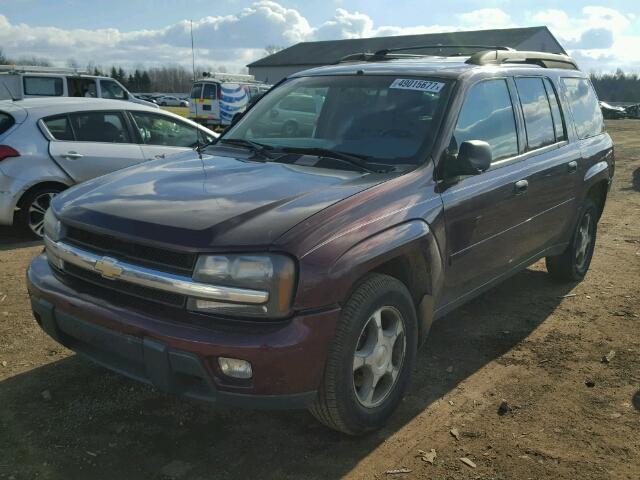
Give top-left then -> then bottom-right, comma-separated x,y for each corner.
390,79 -> 445,93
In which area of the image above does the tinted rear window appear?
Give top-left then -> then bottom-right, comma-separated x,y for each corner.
23,76 -> 63,96
0,113 -> 15,135
544,78 -> 567,142
515,77 -> 556,150
561,78 -> 604,140
190,83 -> 203,99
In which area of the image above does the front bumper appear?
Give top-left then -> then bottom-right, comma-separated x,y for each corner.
27,254 -> 339,409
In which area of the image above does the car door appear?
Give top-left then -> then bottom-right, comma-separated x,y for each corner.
439,77 -> 533,306
128,110 -> 208,160
510,76 -> 581,257
45,110 -> 145,182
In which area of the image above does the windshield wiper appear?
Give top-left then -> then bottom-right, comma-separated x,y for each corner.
276,146 -> 380,173
217,138 -> 277,160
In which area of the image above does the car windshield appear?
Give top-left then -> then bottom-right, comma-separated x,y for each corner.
221,75 -> 451,169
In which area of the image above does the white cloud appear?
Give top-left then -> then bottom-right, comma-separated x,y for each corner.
0,2 -> 637,72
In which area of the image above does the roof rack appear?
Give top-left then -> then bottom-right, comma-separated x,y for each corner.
374,44 -> 514,56
338,44 -> 513,63
466,50 -> 578,70
0,64 -> 89,75
199,72 -> 257,83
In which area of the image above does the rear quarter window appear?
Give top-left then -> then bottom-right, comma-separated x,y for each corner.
43,115 -> 74,141
561,78 -> 604,140
0,113 -> 15,135
23,76 -> 63,96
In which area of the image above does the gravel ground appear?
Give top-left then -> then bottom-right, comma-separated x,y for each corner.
0,120 -> 638,480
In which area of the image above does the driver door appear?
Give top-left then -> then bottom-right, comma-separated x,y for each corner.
439,78 -> 532,307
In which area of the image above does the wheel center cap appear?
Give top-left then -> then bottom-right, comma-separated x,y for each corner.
373,345 -> 388,368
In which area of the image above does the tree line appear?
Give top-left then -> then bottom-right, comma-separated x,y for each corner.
1,47 -> 639,99
590,70 -> 640,103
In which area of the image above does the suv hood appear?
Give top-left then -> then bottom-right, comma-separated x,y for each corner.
54,151 -> 384,250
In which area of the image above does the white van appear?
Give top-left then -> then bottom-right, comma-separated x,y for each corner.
0,65 -> 158,108
188,73 -> 270,128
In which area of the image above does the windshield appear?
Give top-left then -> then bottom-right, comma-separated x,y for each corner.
222,75 -> 451,169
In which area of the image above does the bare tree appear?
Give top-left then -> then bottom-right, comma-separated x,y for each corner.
264,45 -> 284,56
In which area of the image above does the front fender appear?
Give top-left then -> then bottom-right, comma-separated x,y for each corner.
316,220 -> 443,343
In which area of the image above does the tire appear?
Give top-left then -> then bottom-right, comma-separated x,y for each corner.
281,121 -> 298,137
545,197 -> 599,282
309,274 -> 418,435
17,185 -> 65,238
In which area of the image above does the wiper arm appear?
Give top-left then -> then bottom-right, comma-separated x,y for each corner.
217,138 -> 277,160
277,146 -> 379,173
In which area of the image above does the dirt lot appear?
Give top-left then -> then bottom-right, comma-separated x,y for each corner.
1,121 -> 638,480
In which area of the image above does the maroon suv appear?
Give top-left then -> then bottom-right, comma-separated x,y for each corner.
27,48 -> 614,434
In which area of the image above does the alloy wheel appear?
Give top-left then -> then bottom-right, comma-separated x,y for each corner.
575,211 -> 593,270
28,192 -> 57,237
352,306 -> 406,409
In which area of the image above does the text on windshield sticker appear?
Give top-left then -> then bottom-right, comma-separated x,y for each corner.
389,79 -> 445,93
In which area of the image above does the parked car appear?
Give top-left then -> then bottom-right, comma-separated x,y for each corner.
157,96 -> 188,107
599,101 -> 627,119
28,48 -> 614,434
251,93 -> 322,137
0,65 -> 158,108
0,97 -> 217,236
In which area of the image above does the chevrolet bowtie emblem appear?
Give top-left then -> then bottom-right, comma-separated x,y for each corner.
94,257 -> 123,280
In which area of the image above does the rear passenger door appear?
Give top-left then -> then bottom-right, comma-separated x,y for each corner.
511,76 -> 581,257
440,78 -> 533,306
45,111 -> 145,182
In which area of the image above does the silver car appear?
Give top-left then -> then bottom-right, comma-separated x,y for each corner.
0,97 -> 217,236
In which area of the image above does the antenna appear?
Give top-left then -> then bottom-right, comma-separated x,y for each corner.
190,20 -> 205,159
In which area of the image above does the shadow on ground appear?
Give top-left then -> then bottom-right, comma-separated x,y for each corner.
0,226 -> 41,251
0,267 -> 575,480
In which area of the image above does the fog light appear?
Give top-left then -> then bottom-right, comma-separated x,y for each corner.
218,357 -> 253,379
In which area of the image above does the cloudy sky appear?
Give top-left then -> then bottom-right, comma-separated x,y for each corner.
0,0 -> 638,72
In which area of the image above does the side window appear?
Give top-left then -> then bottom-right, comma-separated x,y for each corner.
23,76 -> 63,96
100,80 -> 127,100
544,78 -> 567,142
43,115 -> 74,141
561,78 -> 604,140
514,77 -> 556,150
70,111 -> 131,143
202,84 -> 217,99
453,79 -> 519,162
190,83 -> 203,99
130,112 -> 198,148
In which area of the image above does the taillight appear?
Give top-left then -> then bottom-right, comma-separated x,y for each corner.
0,145 -> 19,162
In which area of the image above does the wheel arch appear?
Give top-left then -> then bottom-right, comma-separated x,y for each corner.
328,220 -> 443,346
15,180 -> 69,217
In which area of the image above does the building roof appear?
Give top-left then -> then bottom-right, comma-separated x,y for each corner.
248,26 -> 566,68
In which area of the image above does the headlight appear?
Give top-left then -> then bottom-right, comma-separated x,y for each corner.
188,254 -> 296,318
43,208 -> 62,242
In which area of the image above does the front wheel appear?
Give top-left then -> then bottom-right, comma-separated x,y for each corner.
546,197 -> 598,282
309,274 -> 418,435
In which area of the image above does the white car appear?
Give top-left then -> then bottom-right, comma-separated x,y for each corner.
0,97 -> 217,236
157,96 -> 189,107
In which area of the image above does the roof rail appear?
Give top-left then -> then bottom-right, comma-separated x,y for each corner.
338,45 -> 514,64
466,50 -> 579,70
373,44 -> 514,56
0,64 -> 89,75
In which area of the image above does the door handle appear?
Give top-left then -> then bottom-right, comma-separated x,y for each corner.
514,179 -> 528,194
568,160 -> 578,173
62,151 -> 83,160
154,154 -> 166,159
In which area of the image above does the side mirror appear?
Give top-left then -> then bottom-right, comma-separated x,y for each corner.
450,140 -> 492,176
